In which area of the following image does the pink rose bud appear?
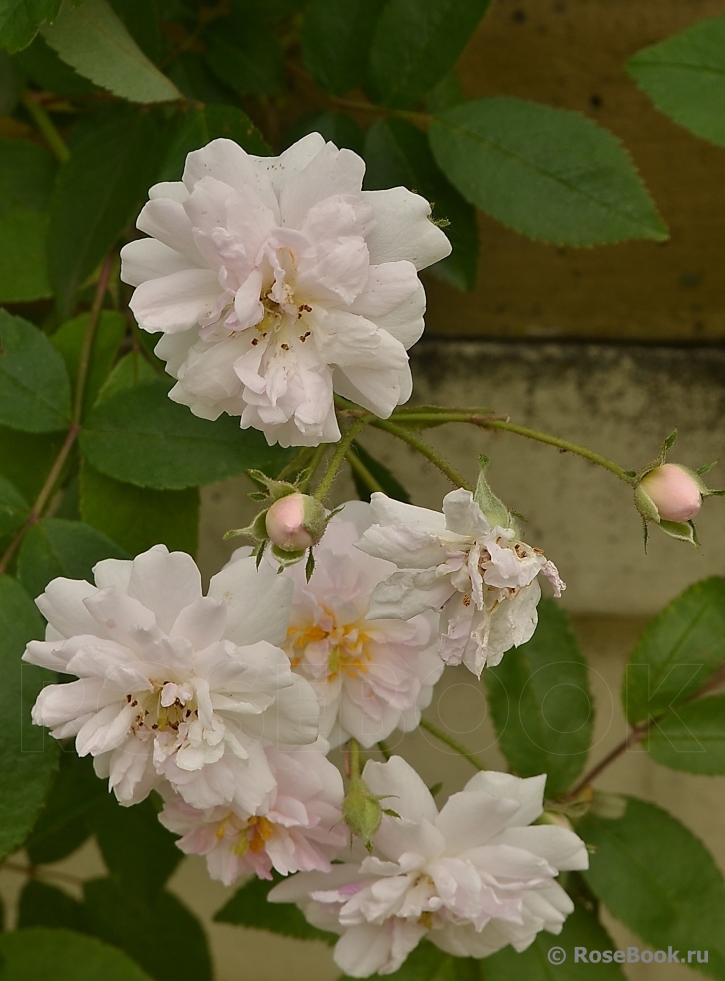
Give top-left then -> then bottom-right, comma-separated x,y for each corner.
265,493 -> 327,552
639,464 -> 702,522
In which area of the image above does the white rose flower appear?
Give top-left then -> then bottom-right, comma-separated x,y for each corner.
278,501 -> 444,748
159,741 -> 346,884
120,133 -> 451,447
270,757 -> 588,978
23,545 -> 319,811
356,490 -> 565,678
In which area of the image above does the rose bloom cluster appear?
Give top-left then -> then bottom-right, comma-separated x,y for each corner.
25,505 -> 579,975
24,136 -> 585,977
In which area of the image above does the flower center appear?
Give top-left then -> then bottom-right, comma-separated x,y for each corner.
127,681 -> 198,735
214,814 -> 275,855
286,616 -> 373,681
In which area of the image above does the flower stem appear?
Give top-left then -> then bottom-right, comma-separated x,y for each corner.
348,738 -> 363,780
420,719 -> 485,771
377,740 -> 392,761
0,255 -> 113,575
388,410 -> 636,486
372,419 -> 472,491
313,419 -> 370,502
73,253 -> 114,425
21,92 -> 70,163
298,442 -> 330,492
346,447 -> 385,495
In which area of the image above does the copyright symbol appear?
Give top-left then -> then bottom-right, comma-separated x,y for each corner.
548,947 -> 566,965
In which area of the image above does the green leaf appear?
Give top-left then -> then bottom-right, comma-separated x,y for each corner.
484,599 -> 593,798
79,460 -> 199,555
159,103 -> 270,184
80,379 -> 293,490
0,137 -> 57,216
340,940 -> 479,981
301,0 -> 386,95
0,574 -> 58,861
580,796 -> 725,979
214,874 -> 337,944
0,132 -> 56,300
0,426 -> 65,500
0,209 -> 52,302
0,927 -> 155,980
0,0 -> 61,54
16,517 -> 128,598
40,0 -> 180,102
18,880 -> 87,932
0,310 -> 71,432
90,794 -> 182,901
83,881 -> 212,981
646,693 -> 725,775
48,105 -> 175,318
364,117 -> 478,291
205,9 -> 283,97
51,311 -> 127,416
96,350 -> 158,402
429,97 -> 668,246
108,0 -> 162,65
350,439 -> 411,504
25,752 -> 106,864
15,34 -> 98,95
367,0 -> 491,108
0,473 -> 28,537
624,577 -> 725,725
484,898 -> 626,980
627,15 -> 725,148
426,70 -> 464,113
166,50 -> 235,103
286,110 -> 365,156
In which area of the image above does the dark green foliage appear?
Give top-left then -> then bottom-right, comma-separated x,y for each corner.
647,693 -> 725,775
0,928 -> 155,980
485,599 -> 593,798
580,797 -> 725,979
0,311 -> 71,432
349,439 -> 411,503
17,880 -> 87,932
302,0 -> 386,95
0,574 -> 58,861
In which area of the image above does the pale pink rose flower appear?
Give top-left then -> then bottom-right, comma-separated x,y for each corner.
357,490 -> 564,678
278,501 -> 444,747
159,742 -> 346,884
120,134 -> 451,447
23,545 -> 319,811
270,757 -> 588,977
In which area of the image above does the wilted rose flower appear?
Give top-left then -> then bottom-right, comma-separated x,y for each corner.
120,134 -> 451,447
278,502 -> 444,747
270,757 -> 588,977
23,546 -> 319,811
357,490 -> 564,677
159,742 -> 346,884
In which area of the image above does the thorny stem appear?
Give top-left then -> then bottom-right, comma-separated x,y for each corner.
373,419 -> 472,491
565,661 -> 725,800
0,255 -> 114,575
21,92 -> 70,163
385,410 -> 635,486
73,254 -> 114,425
346,447 -> 385,495
420,719 -> 485,771
313,419 -> 370,502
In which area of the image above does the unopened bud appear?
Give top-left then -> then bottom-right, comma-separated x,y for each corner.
265,493 -> 327,553
639,464 -> 703,522
342,777 -> 384,852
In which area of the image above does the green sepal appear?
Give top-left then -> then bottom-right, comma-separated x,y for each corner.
474,455 -> 512,529
246,469 -> 298,501
270,544 -> 307,569
223,508 -> 269,542
305,548 -> 315,582
659,519 -> 698,545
